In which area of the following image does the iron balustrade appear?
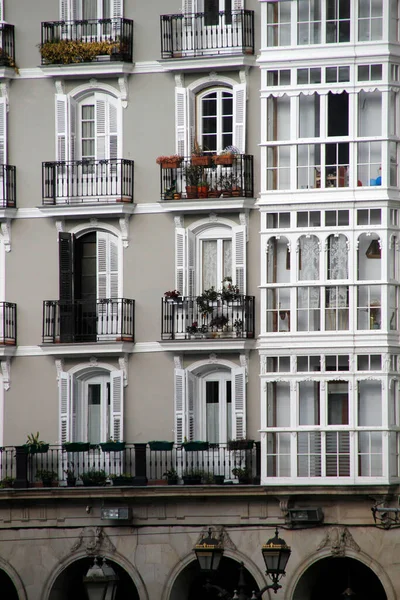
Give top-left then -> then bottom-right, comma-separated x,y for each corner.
160,10 -> 254,58
0,24 -> 15,68
0,302 -> 16,345
42,159 -> 134,204
0,165 -> 16,208
159,155 -> 254,201
42,298 -> 135,343
161,295 -> 255,340
1,443 -> 261,487
40,18 -> 133,64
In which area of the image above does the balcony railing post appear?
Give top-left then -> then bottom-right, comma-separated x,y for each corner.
14,446 -> 28,488
134,443 -> 148,484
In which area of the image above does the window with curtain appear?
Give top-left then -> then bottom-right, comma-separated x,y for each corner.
201,238 -> 232,290
204,373 -> 232,443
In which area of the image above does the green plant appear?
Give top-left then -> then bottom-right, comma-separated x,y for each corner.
220,276 -> 240,301
233,318 -> 243,333
109,472 -> 133,479
186,321 -> 208,335
209,315 -> 229,330
163,469 -> 178,481
26,432 -> 44,446
164,289 -> 181,299
64,462 -> 75,478
182,468 -> 205,478
184,163 -> 203,186
80,469 -> 107,486
0,476 -> 15,488
196,287 -> 219,314
232,466 -> 252,479
39,39 -> 122,64
36,469 -> 58,483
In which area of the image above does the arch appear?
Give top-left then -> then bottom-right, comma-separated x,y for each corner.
286,549 -> 395,600
68,361 -> 119,376
0,557 -> 28,600
44,550 -> 148,600
187,357 -> 240,374
188,215 -> 238,235
69,81 -> 122,102
187,74 -> 238,95
69,221 -> 122,241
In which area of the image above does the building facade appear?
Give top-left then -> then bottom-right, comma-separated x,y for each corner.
0,0 -> 398,599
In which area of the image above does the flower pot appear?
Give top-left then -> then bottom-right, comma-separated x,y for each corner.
191,155 -> 212,167
213,475 -> 225,485
149,441 -> 174,451
67,477 -> 77,487
182,441 -> 209,451
100,442 -> 126,452
161,160 -> 182,169
167,478 -> 178,485
238,477 -> 252,484
23,443 -> 49,454
112,476 -> 135,486
197,185 -> 209,199
63,442 -> 90,452
173,193 -> 181,200
228,440 -> 254,450
186,185 -> 198,199
213,155 -> 233,165
208,190 -> 221,198
221,190 -> 232,198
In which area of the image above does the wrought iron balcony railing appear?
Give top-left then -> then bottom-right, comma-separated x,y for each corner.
42,298 -> 135,343
42,159 -> 134,204
161,295 -> 255,341
0,165 -> 16,207
0,302 -> 17,345
160,10 -> 254,58
1,442 -> 261,487
159,155 -> 254,201
0,24 -> 15,68
40,18 -> 133,64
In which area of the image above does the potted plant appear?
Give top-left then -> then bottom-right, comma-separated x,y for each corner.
213,475 -> 225,485
149,440 -> 174,451
182,440 -> 209,451
233,318 -> 243,336
80,469 -> 108,487
197,178 -> 209,199
100,439 -> 126,452
64,463 -> 77,487
63,442 -> 90,452
209,314 -> 229,332
163,469 -> 179,485
164,290 -> 182,302
228,439 -> 255,450
232,466 -> 253,484
182,469 -> 204,485
23,432 -> 49,454
110,473 -> 135,486
212,146 -> 239,166
36,469 -> 58,487
184,163 -> 202,198
186,321 -> 208,337
220,277 -> 240,302
191,142 -> 212,167
196,287 -> 219,315
0,476 -> 15,488
156,155 -> 183,169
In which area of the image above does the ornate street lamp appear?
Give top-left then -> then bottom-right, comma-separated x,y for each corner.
194,527 -> 291,599
83,557 -> 119,600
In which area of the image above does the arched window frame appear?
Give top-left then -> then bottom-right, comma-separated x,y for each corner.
197,86 -> 234,154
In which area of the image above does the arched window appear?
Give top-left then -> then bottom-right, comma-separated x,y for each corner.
198,88 -> 233,153
267,236 -> 290,283
357,233 -> 381,280
59,367 -> 123,445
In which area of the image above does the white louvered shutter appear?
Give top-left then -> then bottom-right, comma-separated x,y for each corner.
56,94 -> 68,163
72,377 -> 80,441
183,0 -> 198,14
111,0 -> 123,18
109,100 -> 118,160
0,1 -> 4,22
232,367 -> 246,440
59,371 -> 71,444
232,225 -> 246,294
110,370 -> 124,441
188,89 -> 196,155
0,98 -> 7,166
95,95 -> 107,160
97,232 -> 119,299
187,371 -> 197,441
60,0 -> 69,20
232,83 -> 246,153
233,0 -> 244,9
175,88 -> 188,157
187,229 -> 196,298
69,97 -> 77,163
176,227 -> 186,296
174,368 -> 186,443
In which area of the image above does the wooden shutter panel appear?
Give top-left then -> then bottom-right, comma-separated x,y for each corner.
233,0 -> 244,9
0,98 -> 7,166
188,89 -> 196,155
183,0 -> 198,14
232,225 -> 246,294
109,100 -> 118,160
59,371 -> 71,444
109,235 -> 119,298
60,0 -> 69,20
232,83 -> 246,153
187,229 -> 196,298
95,95 -> 107,160
176,227 -> 186,296
69,97 -> 77,163
232,367 -> 246,440
175,88 -> 188,157
187,371 -> 196,441
56,94 -> 68,163
111,0 -> 123,18
59,232 -> 74,302
97,231 -> 119,300
110,370 -> 124,441
174,368 -> 186,443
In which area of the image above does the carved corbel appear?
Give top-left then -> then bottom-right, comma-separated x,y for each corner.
174,73 -> 184,88
118,354 -> 129,387
174,215 -> 184,229
54,80 -> 65,95
240,352 -> 249,381
119,216 -> 129,248
55,359 -> 65,381
118,76 -> 129,108
174,355 -> 183,370
1,220 -> 10,252
239,212 -> 249,241
1,358 -> 10,391
55,220 -> 64,236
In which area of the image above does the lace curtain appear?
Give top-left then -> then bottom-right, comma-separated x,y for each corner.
298,236 -> 320,306
202,240 -> 232,290
328,234 -> 348,307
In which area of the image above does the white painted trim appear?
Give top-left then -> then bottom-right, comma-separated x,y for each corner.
38,204 -> 136,219
68,361 -> 118,375
187,357 -> 241,373
188,215 -> 238,234
69,221 -> 121,240
69,80 -> 122,101
187,73 -> 239,94
0,375 -> 3,445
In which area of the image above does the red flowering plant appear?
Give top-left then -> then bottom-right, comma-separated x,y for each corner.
220,277 -> 240,302
186,321 -> 208,335
164,289 -> 181,300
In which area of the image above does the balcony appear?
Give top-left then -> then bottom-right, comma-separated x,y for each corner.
42,298 -> 135,344
40,19 -> 133,66
160,11 -> 254,59
158,155 -> 254,211
1,442 -> 260,487
0,165 -> 16,209
161,295 -> 255,341
0,302 -> 17,346
42,159 -> 134,207
0,24 -> 15,71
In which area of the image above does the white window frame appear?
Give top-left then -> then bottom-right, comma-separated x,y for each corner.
60,0 -> 123,21
201,370 -> 232,443
197,226 -> 233,293
197,87 -> 234,154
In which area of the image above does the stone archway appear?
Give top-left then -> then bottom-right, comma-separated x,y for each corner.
293,556 -> 387,600
169,557 -> 259,600
48,557 -> 140,600
0,568 -> 19,599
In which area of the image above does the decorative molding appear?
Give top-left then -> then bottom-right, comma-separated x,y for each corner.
55,359 -> 64,381
239,67 -> 249,88
118,354 -> 129,387
70,527 -> 116,556
1,358 -> 10,390
317,527 -> 360,557
208,71 -> 219,81
239,212 -> 249,241
0,81 -> 9,110
209,212 -> 219,222
118,75 -> 129,108
55,220 -> 64,235
174,355 -> 182,369
89,217 -> 98,225
260,355 -> 267,375
89,78 -> 98,88
240,352 -> 249,381
174,73 -> 184,88
54,79 -> 65,95
89,356 -> 98,367
119,215 -> 130,248
195,526 -> 236,551
209,353 -> 218,363
278,497 -> 290,515
174,215 -> 184,229
0,220 -> 10,252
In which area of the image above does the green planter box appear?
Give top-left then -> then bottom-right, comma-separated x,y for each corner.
100,442 -> 126,452
23,443 -> 49,454
112,476 -> 135,486
182,441 -> 209,451
228,440 -> 254,450
182,476 -> 202,485
63,442 -> 90,452
148,441 -> 174,451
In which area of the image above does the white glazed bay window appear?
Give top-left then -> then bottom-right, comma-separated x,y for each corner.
262,354 -> 399,485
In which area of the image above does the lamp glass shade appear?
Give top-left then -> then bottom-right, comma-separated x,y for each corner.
84,581 -> 108,600
194,530 -> 224,572
83,559 -> 119,600
262,532 -> 291,577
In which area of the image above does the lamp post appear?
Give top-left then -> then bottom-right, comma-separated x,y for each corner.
194,528 -> 291,599
83,557 -> 119,600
